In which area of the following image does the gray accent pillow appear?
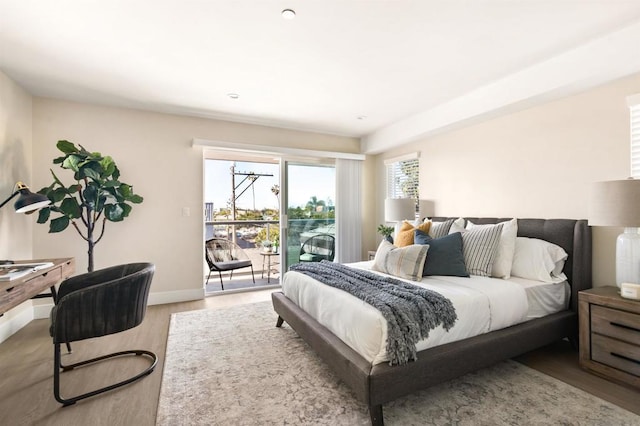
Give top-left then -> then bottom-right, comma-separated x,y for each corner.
415,230 -> 469,277
429,218 -> 455,239
460,223 -> 504,277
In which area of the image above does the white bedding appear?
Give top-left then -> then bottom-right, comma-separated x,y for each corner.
514,276 -> 570,319
282,260 -> 536,365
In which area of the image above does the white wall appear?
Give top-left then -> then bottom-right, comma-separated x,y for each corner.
0,71 -> 36,339
375,72 -> 640,287
31,98 -> 362,302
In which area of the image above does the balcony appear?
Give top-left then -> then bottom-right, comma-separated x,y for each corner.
204,218 -> 335,293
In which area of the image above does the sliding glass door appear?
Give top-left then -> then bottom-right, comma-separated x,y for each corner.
203,152 -> 338,291
282,161 -> 336,271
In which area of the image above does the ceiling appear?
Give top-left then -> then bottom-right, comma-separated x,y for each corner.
2,1 -> 640,153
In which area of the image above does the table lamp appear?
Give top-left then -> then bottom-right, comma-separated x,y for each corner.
384,198 -> 415,237
589,178 -> 640,287
0,181 -> 51,213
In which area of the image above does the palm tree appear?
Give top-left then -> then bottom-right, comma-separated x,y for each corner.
305,196 -> 326,213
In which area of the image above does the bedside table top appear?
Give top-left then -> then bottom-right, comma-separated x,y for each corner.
579,286 -> 640,312
580,286 -> 620,298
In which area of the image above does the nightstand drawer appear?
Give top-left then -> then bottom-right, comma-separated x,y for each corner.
592,333 -> 640,377
592,305 -> 640,345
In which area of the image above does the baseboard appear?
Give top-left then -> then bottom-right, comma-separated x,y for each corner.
33,303 -> 55,319
147,288 -> 205,305
0,308 -> 34,344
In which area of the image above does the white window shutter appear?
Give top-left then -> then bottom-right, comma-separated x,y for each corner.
384,154 -> 419,218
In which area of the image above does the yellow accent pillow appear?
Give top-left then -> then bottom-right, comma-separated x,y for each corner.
395,221 -> 431,247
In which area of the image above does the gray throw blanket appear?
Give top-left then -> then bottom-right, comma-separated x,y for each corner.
289,261 -> 457,366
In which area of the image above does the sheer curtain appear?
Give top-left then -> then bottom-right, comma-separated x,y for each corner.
335,158 -> 362,263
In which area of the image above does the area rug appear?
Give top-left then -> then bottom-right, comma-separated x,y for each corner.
156,302 -> 638,425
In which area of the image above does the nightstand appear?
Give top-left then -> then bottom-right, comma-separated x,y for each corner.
578,287 -> 640,389
368,250 -> 376,260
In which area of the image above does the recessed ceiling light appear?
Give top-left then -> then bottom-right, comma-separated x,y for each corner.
227,93 -> 239,99
282,9 -> 296,19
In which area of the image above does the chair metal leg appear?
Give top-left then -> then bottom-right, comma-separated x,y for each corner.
54,342 -> 158,406
250,264 -> 255,283
206,270 -> 212,286
218,271 -> 224,290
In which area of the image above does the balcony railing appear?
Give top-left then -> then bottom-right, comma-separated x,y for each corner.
205,218 -> 335,288
205,220 -> 279,289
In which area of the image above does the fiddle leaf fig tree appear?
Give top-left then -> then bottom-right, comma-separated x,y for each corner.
37,140 -> 143,272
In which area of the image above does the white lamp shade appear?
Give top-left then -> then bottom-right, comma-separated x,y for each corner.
384,198 -> 415,222
589,179 -> 640,287
418,199 -> 434,219
588,179 -> 640,227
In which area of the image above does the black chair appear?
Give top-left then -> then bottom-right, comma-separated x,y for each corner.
299,234 -> 335,262
49,263 -> 157,406
205,238 -> 255,290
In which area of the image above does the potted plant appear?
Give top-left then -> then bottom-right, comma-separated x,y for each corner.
37,140 -> 143,272
377,224 -> 394,243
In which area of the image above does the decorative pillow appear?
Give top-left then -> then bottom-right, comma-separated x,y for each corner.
448,217 -> 466,234
415,230 -> 469,277
395,220 -> 431,247
428,218 -> 455,239
467,218 -> 518,279
371,240 -> 429,281
460,223 -> 504,276
511,237 -> 568,283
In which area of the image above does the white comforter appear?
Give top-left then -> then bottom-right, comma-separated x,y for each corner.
282,261 -> 529,365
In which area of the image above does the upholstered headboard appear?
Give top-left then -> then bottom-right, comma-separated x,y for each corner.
430,217 -> 592,313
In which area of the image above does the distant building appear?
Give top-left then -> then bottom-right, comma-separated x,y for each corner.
204,202 -> 214,221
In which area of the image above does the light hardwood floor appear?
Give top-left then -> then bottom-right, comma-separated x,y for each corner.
0,289 -> 638,425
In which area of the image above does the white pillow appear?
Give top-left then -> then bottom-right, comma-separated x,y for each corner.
467,219 -> 518,279
511,237 -> 568,283
448,217 -> 466,234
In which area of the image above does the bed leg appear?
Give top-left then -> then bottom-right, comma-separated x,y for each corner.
275,316 -> 284,328
568,334 -> 579,350
369,404 -> 384,426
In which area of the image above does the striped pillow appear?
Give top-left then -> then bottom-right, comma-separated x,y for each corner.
461,223 -> 504,276
372,240 -> 429,281
429,218 -> 455,239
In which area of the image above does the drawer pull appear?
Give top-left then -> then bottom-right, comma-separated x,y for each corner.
610,352 -> 640,365
610,321 -> 640,333
6,287 -> 14,292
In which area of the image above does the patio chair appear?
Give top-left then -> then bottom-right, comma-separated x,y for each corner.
299,234 -> 335,262
205,238 -> 255,290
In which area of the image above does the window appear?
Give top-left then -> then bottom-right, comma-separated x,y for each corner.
384,153 -> 419,219
628,94 -> 640,177
385,153 -> 419,199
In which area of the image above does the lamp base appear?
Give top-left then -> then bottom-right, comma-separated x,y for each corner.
616,227 -> 640,288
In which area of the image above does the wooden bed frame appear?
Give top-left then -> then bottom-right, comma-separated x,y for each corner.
272,218 -> 592,425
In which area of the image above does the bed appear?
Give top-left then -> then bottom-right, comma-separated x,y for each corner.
271,217 -> 592,425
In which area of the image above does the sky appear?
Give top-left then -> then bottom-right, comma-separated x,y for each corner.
204,160 -> 335,211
